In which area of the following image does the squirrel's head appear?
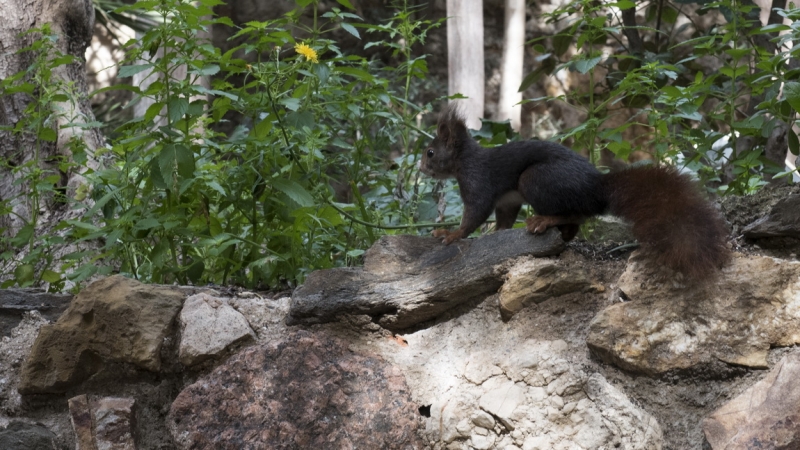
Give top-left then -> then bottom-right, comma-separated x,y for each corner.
419,104 -> 469,179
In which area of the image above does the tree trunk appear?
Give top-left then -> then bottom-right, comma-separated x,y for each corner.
446,0 -> 484,129
0,0 -> 102,284
497,0 -> 525,131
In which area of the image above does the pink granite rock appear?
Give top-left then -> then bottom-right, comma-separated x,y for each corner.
168,330 -> 424,449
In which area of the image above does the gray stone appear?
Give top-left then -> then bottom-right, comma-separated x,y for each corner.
583,373 -> 663,449
584,215 -> 635,244
178,293 -> 255,367
0,312 -> 48,416
471,410 -> 495,429
288,228 -> 565,330
703,353 -> 800,449
742,194 -> 800,239
0,421 -> 58,450
0,289 -> 71,337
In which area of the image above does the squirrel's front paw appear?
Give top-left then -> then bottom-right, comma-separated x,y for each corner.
432,229 -> 463,245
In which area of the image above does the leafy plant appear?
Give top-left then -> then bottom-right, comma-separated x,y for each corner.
65,0 -> 447,288
522,0 -> 800,194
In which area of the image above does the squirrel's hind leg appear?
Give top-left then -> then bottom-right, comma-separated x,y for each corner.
495,203 -> 522,230
526,215 -> 584,241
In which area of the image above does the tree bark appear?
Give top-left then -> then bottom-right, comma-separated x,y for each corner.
497,0 -> 525,131
0,0 -> 102,282
446,0 -> 484,129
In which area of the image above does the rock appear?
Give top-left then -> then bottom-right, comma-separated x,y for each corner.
0,312 -> 49,415
587,254 -> 800,375
288,228 -> 565,330
0,421 -> 58,450
703,353 -> 800,449
0,289 -> 71,337
583,215 -> 634,244
228,294 -> 290,334
498,258 -> 595,320
19,275 -> 185,394
742,194 -> 800,239
583,373 -> 663,449
478,378 -> 526,430
69,395 -> 137,450
178,293 -> 255,367
93,397 -> 136,450
167,330 -> 424,449
471,410 -> 495,429
470,432 -> 496,449
68,395 -> 93,450
464,352 -> 503,384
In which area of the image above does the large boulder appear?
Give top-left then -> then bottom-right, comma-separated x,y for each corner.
167,330 -> 424,449
587,254 -> 800,375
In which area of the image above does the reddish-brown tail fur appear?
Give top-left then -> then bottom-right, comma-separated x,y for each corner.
603,166 -> 730,279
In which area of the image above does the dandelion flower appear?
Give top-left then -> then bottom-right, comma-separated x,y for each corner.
294,43 -> 318,63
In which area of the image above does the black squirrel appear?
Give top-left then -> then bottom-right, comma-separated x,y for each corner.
419,105 -> 730,279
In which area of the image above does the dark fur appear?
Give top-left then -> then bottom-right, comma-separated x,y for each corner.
420,104 -> 730,279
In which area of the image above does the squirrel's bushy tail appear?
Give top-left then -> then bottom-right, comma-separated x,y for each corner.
602,166 -> 730,279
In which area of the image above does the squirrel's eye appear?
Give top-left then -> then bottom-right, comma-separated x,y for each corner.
426,148 -> 434,158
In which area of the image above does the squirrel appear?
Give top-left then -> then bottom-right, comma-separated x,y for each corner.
419,104 -> 730,279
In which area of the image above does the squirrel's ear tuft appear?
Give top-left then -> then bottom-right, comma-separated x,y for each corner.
437,103 -> 468,148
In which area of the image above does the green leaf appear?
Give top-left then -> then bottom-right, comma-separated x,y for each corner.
11,224 -> 34,247
285,111 -> 315,129
785,82 -> 800,113
193,64 -> 220,76
341,22 -> 360,39
519,56 -> 555,91
252,117 -> 274,138
573,56 -> 602,74
271,178 -> 315,207
553,34 -> 572,56
661,6 -> 678,24
334,66 -> 374,82
157,144 -> 195,186
168,98 -> 189,123
118,64 -> 153,78
144,102 -> 164,123
14,264 -> 34,285
312,63 -> 331,84
41,270 -> 61,283
136,218 -> 161,230
789,129 -> 799,156
38,127 -> 57,142
280,97 -> 301,111
186,260 -> 205,283
336,0 -> 355,8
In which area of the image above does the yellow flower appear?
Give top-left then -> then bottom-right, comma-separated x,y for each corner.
294,43 -> 319,63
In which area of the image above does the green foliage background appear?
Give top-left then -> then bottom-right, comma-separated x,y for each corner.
1,0 -> 799,291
